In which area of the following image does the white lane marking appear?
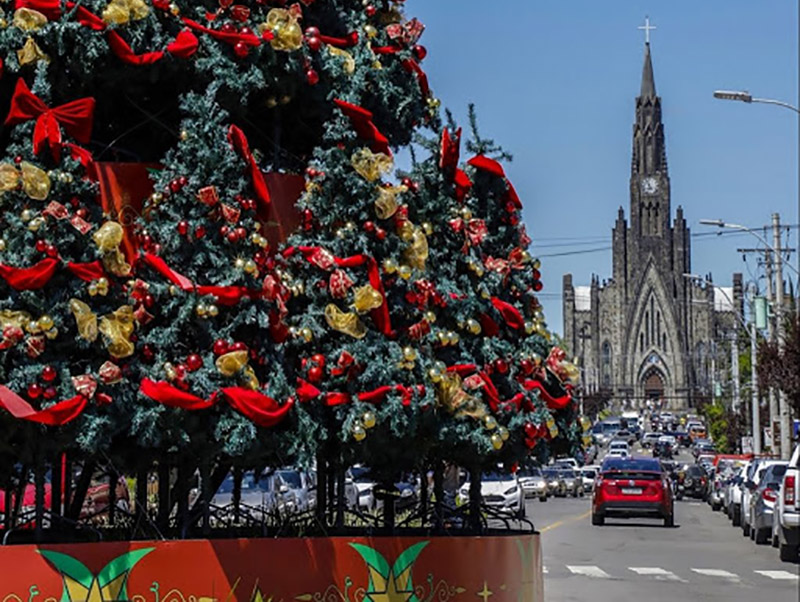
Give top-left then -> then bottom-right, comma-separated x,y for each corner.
542,566 -> 549,574
754,570 -> 799,581
566,565 -> 611,579
691,568 -> 740,582
629,567 -> 686,582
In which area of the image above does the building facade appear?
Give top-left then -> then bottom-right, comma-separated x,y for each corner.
562,42 -> 742,410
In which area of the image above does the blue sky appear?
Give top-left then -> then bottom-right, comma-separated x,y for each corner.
406,0 -> 799,336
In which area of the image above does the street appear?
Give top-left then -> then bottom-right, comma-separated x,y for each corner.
529,454 -> 799,601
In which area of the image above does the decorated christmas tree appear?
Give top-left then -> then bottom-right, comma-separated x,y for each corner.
0,0 -> 585,535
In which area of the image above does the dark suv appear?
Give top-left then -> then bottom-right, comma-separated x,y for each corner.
678,464 -> 709,499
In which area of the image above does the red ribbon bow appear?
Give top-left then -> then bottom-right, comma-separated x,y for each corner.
0,385 -> 89,425
333,99 -> 391,156
4,79 -> 95,162
228,125 -> 271,216
467,155 -> 522,209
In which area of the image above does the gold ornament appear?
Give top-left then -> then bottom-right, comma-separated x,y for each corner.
351,148 -> 393,182
403,227 -> 429,270
532,258 -> 541,270
0,239 -> 7,252
20,162 -> 51,200
364,24 -> 378,38
352,423 -> 367,442
498,426 -> 510,441
195,303 -> 208,318
435,372 -> 485,420
261,8 -> 303,51
422,222 -> 433,235
402,346 -> 418,362
466,318 -> 481,335
27,216 -> 44,232
215,350 -> 249,377
490,432 -> 504,450
382,258 -> 398,274
12,8 -> 47,32
352,285 -> 384,314
374,185 -> 406,219
93,221 -> 131,276
483,415 -> 497,431
0,163 -> 19,193
328,46 -> 356,75
44,327 -> 58,340
242,365 -> 260,390
0,309 -> 32,331
324,304 -> 367,339
18,37 -> 49,66
99,305 -> 135,359
207,304 -> 219,317
69,299 -> 98,342
38,314 -> 54,331
164,362 -> 177,381
428,367 -> 443,383
423,310 -> 436,324
102,0 -> 149,26
301,327 -> 313,342
362,411 -> 377,429
398,220 -> 414,242
524,321 -> 535,335
398,265 -> 412,280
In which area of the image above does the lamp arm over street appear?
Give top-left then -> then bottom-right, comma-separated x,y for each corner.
713,90 -> 800,114
698,220 -> 799,276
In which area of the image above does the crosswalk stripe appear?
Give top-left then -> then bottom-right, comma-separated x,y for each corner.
691,568 -> 740,581
542,566 -> 549,574
566,565 -> 611,578
629,567 -> 686,582
754,570 -> 799,581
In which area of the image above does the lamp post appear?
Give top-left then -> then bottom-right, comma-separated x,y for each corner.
683,274 -> 760,453
698,219 -> 799,276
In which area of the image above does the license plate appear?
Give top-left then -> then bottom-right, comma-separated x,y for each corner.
621,488 -> 642,495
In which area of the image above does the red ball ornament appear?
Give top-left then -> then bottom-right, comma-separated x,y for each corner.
227,230 -> 239,243
520,359 -> 534,375
229,341 -> 248,352
143,294 -> 155,309
494,359 -> 509,374
42,365 -> 57,382
169,179 -> 183,193
220,23 -> 236,34
178,176 -> 188,187
306,69 -> 319,85
76,208 -> 88,219
142,344 -> 155,363
375,228 -> 387,241
234,227 -> 247,240
177,221 -> 189,236
35,240 -> 47,253
306,36 -> 321,51
14,155 -> 22,164
213,339 -> 229,355
307,365 -> 324,383
413,45 -> 427,61
220,225 -> 230,237
45,245 -> 58,258
27,383 -> 42,399
363,221 -> 375,233
195,225 -> 206,239
533,281 -> 543,292
304,26 -> 320,38
524,422 -> 537,438
234,41 -> 249,58
311,353 -> 326,368
43,386 -> 57,400
365,4 -> 376,16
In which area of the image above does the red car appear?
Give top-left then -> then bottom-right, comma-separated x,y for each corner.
592,457 -> 674,527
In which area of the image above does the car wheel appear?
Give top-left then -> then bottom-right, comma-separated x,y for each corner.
749,522 -> 755,540
754,527 -> 768,545
779,543 -> 798,562
591,512 -> 604,526
539,495 -> 547,502
742,521 -> 750,537
572,489 -> 578,498
732,506 -> 741,526
772,533 -> 779,548
712,501 -> 721,512
664,512 -> 674,528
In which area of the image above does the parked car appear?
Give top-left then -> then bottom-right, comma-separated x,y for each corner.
518,467 -> 548,501
747,462 -> 787,544
580,466 -> 599,493
612,430 -> 637,446
592,457 -> 674,527
542,468 -> 567,497
348,466 -> 376,511
742,459 -> 785,539
554,458 -> 580,470
558,468 -> 585,497
775,444 -> 800,561
458,472 -> 525,518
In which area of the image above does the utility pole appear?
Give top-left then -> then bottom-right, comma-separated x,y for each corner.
773,213 -> 791,459
765,250 -> 780,456
749,286 -> 762,454
710,340 -> 717,403
730,330 -> 740,412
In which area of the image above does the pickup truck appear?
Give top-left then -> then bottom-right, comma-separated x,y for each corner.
776,444 -> 800,561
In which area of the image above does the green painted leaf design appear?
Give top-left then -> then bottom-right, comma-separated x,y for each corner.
39,550 -> 94,587
391,541 -> 428,579
349,543 -> 390,588
97,548 -> 154,590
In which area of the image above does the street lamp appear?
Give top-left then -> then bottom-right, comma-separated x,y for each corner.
713,90 -> 800,114
699,219 -> 799,276
683,274 -> 760,454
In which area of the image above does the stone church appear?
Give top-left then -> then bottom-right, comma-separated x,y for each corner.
562,42 -> 742,410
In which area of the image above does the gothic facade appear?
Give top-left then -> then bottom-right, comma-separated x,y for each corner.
562,43 -> 742,409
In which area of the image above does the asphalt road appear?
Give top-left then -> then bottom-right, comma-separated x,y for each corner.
528,453 -> 799,602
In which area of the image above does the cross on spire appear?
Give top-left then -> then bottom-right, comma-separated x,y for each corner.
638,16 -> 656,45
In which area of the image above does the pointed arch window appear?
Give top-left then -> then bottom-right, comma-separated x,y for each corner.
601,341 -> 612,387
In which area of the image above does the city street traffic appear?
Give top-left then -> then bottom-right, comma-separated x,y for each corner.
530,446 -> 798,602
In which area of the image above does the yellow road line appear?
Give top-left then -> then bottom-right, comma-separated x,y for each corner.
540,509 -> 591,533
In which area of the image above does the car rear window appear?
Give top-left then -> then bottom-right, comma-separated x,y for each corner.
602,458 -> 662,473
602,471 -> 662,481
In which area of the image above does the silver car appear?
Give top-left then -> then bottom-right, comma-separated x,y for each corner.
558,468 -> 585,497
518,467 -> 548,501
748,463 -> 787,544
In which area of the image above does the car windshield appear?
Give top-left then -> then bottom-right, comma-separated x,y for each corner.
542,469 -> 560,478
482,472 -> 512,482
350,467 -> 373,483
559,469 -> 576,478
518,467 -> 542,477
765,465 -> 787,483
687,465 -> 705,476
582,469 -> 597,477
217,473 -> 258,494
277,470 -> 302,489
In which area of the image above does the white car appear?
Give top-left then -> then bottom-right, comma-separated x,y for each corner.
347,466 -> 376,511
518,467 -> 548,501
775,444 -> 800,561
607,441 -> 629,457
458,472 -> 525,518
554,458 -> 580,470
605,448 -> 629,460
580,465 -> 599,492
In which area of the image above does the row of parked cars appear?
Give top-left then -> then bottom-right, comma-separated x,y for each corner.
704,446 -> 800,562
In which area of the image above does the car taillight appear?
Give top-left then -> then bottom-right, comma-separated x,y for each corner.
763,489 -> 777,502
785,475 -> 796,505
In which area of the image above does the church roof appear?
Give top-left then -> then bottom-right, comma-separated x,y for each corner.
640,43 -> 656,97
714,287 -> 735,312
574,286 -> 592,311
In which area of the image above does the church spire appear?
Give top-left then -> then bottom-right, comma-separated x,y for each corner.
640,43 -> 656,98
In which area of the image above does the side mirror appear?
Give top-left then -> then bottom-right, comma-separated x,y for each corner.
745,480 -> 757,491
280,484 -> 289,493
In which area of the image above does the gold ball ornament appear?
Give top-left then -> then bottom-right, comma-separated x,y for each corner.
88,282 -> 99,296
196,303 -> 208,317
459,207 -> 473,220
364,24 -> 378,38
483,415 -> 498,431
244,259 -> 257,274
207,305 -> 219,317
38,315 -> 54,331
533,258 -> 542,270
519,250 -> 531,264
301,327 -> 313,342
20,209 -> 34,223
398,265 -> 412,280
423,310 -> 436,323
57,172 -> 73,184
44,327 -> 58,340
362,411 -> 377,429
422,222 -> 433,235
169,3 -> 180,16
352,423 -> 367,442
180,130 -> 190,141
0,239 -> 6,252
169,285 -> 179,296
27,217 -> 45,231
466,318 -> 481,335
383,258 -> 398,274
434,361 -> 447,373
402,346 -> 418,362
498,426 -> 510,441
524,321 -> 535,335
428,368 -> 443,383
436,331 -> 448,345
235,258 -> 246,270
491,432 -> 504,450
